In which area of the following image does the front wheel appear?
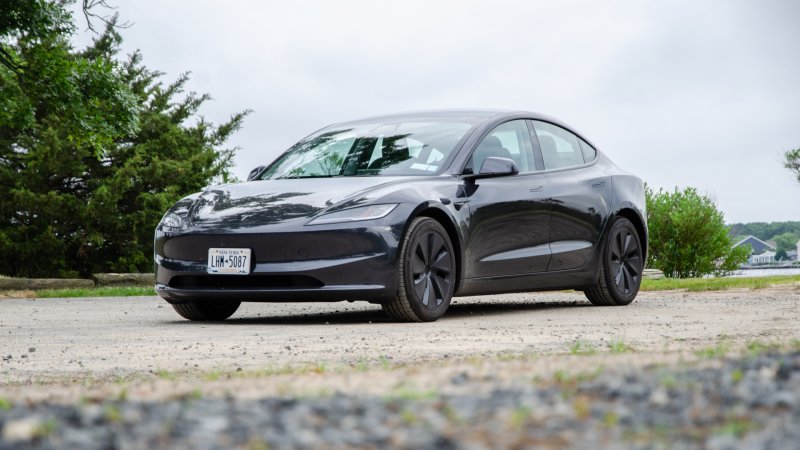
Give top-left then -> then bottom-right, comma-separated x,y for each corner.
171,300 -> 241,321
585,217 -> 643,306
382,217 -> 456,322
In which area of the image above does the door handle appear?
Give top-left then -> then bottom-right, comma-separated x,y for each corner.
592,181 -> 606,189
529,185 -> 544,192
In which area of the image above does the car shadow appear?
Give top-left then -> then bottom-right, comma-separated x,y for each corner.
174,299 -> 592,326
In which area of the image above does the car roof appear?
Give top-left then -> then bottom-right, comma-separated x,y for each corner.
334,109 -> 558,126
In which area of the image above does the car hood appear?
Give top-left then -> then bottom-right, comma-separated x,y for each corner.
184,177 -> 410,230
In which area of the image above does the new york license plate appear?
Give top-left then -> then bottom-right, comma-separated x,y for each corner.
207,248 -> 251,275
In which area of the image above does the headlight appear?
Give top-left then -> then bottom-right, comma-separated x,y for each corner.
306,204 -> 398,225
159,211 -> 184,232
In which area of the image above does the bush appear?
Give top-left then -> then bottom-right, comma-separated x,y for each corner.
646,186 -> 750,278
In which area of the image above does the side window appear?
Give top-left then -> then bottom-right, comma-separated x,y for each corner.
532,121 -> 585,170
469,120 -> 537,173
579,138 -> 597,162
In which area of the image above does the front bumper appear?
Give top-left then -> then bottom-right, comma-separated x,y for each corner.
154,225 -> 402,304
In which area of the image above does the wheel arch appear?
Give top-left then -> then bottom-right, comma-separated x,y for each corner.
613,207 -> 648,263
404,204 -> 465,294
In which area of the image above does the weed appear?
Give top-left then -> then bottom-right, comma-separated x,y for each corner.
731,369 -> 743,383
715,417 -> 756,438
155,369 -> 177,381
32,419 -> 58,439
695,342 -> 729,359
603,411 -> 620,427
0,397 -> 11,410
104,405 -> 123,423
400,409 -> 419,425
609,339 -> 634,354
573,396 -> 590,419
570,340 -> 597,356
244,438 -> 272,450
509,406 -> 530,428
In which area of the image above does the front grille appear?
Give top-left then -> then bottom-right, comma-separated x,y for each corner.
169,275 -> 324,290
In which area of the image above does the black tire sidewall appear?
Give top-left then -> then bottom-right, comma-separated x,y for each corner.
602,218 -> 642,305
401,218 -> 456,321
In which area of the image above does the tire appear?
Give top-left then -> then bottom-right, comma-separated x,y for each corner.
585,217 -> 643,306
382,217 -> 456,322
171,300 -> 241,321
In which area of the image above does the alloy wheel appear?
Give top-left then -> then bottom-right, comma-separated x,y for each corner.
410,231 -> 453,309
609,226 -> 642,295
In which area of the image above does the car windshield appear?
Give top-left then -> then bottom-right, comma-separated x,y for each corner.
259,119 -> 477,179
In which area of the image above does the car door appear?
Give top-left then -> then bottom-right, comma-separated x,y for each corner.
462,120 -> 552,278
530,120 -> 611,271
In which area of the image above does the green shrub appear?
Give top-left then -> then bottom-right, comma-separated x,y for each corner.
646,186 -> 749,278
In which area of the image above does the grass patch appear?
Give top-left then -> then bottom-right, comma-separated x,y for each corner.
569,340 -> 597,355
608,339 -> 635,354
695,342 -> 730,359
640,274 -> 800,292
35,286 -> 155,298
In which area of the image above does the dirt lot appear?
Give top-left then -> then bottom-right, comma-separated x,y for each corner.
2,286 -> 798,386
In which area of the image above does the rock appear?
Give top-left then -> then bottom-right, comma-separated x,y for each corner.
0,277 -> 94,290
2,416 -> 42,442
642,269 -> 665,280
92,273 -> 155,287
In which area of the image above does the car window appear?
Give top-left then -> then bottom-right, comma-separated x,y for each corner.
532,121 -> 585,170
260,120 -> 476,179
579,138 -> 597,162
468,120 -> 537,174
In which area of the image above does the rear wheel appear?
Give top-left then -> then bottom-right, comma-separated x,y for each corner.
171,300 -> 241,321
585,217 -> 643,306
383,217 -> 456,322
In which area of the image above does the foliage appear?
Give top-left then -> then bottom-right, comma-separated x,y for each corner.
729,222 -> 800,245
0,1 -> 248,277
646,186 -> 750,278
785,148 -> 800,183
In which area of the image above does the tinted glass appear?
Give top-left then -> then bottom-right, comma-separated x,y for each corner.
532,121 -> 585,170
469,120 -> 537,173
579,138 -> 597,162
260,119 -> 477,179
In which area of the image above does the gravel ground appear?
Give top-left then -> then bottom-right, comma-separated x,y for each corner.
2,287 -> 799,380
1,351 -> 799,450
2,287 -> 799,449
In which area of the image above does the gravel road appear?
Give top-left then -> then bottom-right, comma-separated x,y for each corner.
2,286 -> 799,449
2,287 -> 799,380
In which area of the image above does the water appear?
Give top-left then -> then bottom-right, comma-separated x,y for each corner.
728,268 -> 800,278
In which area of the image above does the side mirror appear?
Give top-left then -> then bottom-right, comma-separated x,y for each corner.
468,157 -> 519,179
247,165 -> 266,181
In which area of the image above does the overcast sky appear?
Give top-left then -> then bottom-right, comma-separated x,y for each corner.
71,0 -> 800,223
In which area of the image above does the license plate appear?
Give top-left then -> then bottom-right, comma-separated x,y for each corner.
207,248 -> 251,275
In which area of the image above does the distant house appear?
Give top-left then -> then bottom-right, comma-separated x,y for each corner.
733,235 -> 777,264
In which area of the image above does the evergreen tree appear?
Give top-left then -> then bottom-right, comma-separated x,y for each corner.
0,0 -> 249,277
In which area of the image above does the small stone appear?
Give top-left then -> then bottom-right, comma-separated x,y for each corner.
28,347 -> 35,353
2,417 -> 42,442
